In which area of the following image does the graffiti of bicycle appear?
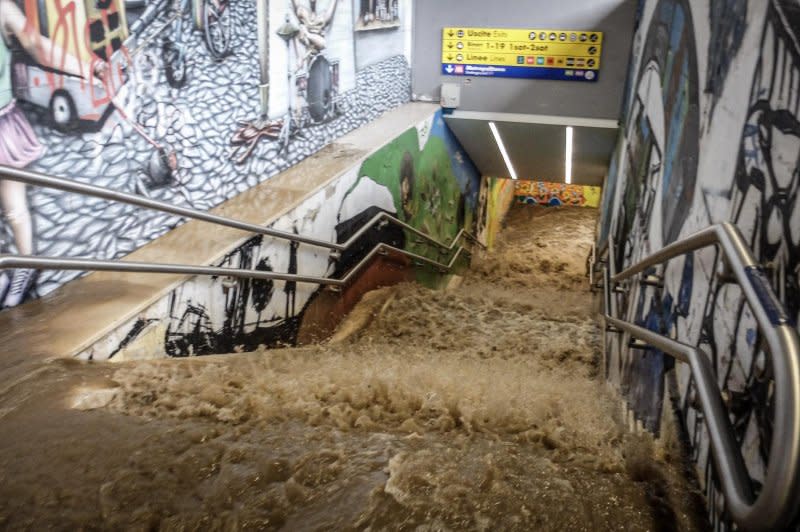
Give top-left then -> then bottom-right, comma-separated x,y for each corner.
127,0 -> 233,88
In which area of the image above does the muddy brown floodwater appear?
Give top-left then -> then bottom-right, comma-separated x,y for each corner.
0,206 -> 708,531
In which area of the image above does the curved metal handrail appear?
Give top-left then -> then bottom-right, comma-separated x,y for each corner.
603,222 -> 800,531
0,165 -> 485,257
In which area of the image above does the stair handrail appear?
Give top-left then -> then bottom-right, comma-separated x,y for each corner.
587,240 -> 609,290
0,241 -> 470,289
603,222 -> 800,531
0,165 -> 485,257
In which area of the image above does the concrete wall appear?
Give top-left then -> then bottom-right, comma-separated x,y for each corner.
598,0 -> 800,528
411,0 -> 637,119
81,109 -> 482,360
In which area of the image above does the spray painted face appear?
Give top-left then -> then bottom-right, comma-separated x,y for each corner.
400,152 -> 415,219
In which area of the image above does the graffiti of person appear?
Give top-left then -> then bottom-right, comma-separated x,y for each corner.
0,0 -> 105,309
399,151 -> 414,220
290,0 -> 338,60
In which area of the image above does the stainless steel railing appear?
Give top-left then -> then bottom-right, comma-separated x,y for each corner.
0,242 -> 470,289
0,165 -> 485,256
587,240 -> 608,292
0,165 -> 480,289
602,223 -> 800,531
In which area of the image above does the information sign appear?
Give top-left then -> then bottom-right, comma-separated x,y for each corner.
441,27 -> 603,82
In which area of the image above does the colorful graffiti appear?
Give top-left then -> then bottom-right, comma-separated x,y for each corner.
0,0 -> 411,311
599,1 -> 800,528
0,0 -> 125,309
479,177 -> 515,250
514,180 -> 601,208
80,110 -> 480,360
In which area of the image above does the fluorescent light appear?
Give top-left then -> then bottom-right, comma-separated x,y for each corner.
489,121 -> 518,180
565,126 -> 573,184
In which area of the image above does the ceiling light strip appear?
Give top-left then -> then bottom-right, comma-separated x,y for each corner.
489,121 -> 518,180
565,126 -> 573,184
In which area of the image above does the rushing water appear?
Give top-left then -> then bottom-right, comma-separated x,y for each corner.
0,206 -> 707,530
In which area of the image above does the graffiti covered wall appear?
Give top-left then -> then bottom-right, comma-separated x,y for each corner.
477,176 -> 515,250
515,180 -> 602,207
81,109 -> 481,360
599,0 -> 800,528
0,0 -> 412,310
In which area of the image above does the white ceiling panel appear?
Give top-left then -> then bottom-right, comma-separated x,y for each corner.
444,114 -> 618,187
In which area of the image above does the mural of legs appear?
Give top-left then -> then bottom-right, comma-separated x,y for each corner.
0,0 -> 42,307
0,179 -> 37,307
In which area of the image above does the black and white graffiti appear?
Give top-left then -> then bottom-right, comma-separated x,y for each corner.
607,0 -> 700,433
601,1 -> 800,529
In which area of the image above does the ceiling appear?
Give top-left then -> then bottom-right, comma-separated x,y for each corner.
444,113 -> 618,187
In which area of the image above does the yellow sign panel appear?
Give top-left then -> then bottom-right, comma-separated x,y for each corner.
441,27 -> 603,82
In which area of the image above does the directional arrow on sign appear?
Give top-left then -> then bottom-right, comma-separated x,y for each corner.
448,43 -> 454,49
446,65 -> 454,73
448,30 -> 455,37
447,54 -> 454,61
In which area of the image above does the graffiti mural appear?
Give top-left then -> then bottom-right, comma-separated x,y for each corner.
514,180 -> 601,208
0,0 -> 123,307
0,0 -> 412,310
604,0 -> 701,433
79,110 -> 481,360
599,0 -> 800,528
705,0 -> 747,123
478,176 -> 515,250
688,1 -> 800,527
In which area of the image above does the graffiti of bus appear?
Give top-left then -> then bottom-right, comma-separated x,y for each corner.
10,0 -> 131,131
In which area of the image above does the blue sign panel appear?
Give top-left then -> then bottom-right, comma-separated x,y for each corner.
441,63 -> 599,82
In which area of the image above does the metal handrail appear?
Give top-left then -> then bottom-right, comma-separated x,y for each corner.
0,242 -> 471,289
587,240 -> 609,291
0,165 -> 485,256
603,222 -> 800,531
